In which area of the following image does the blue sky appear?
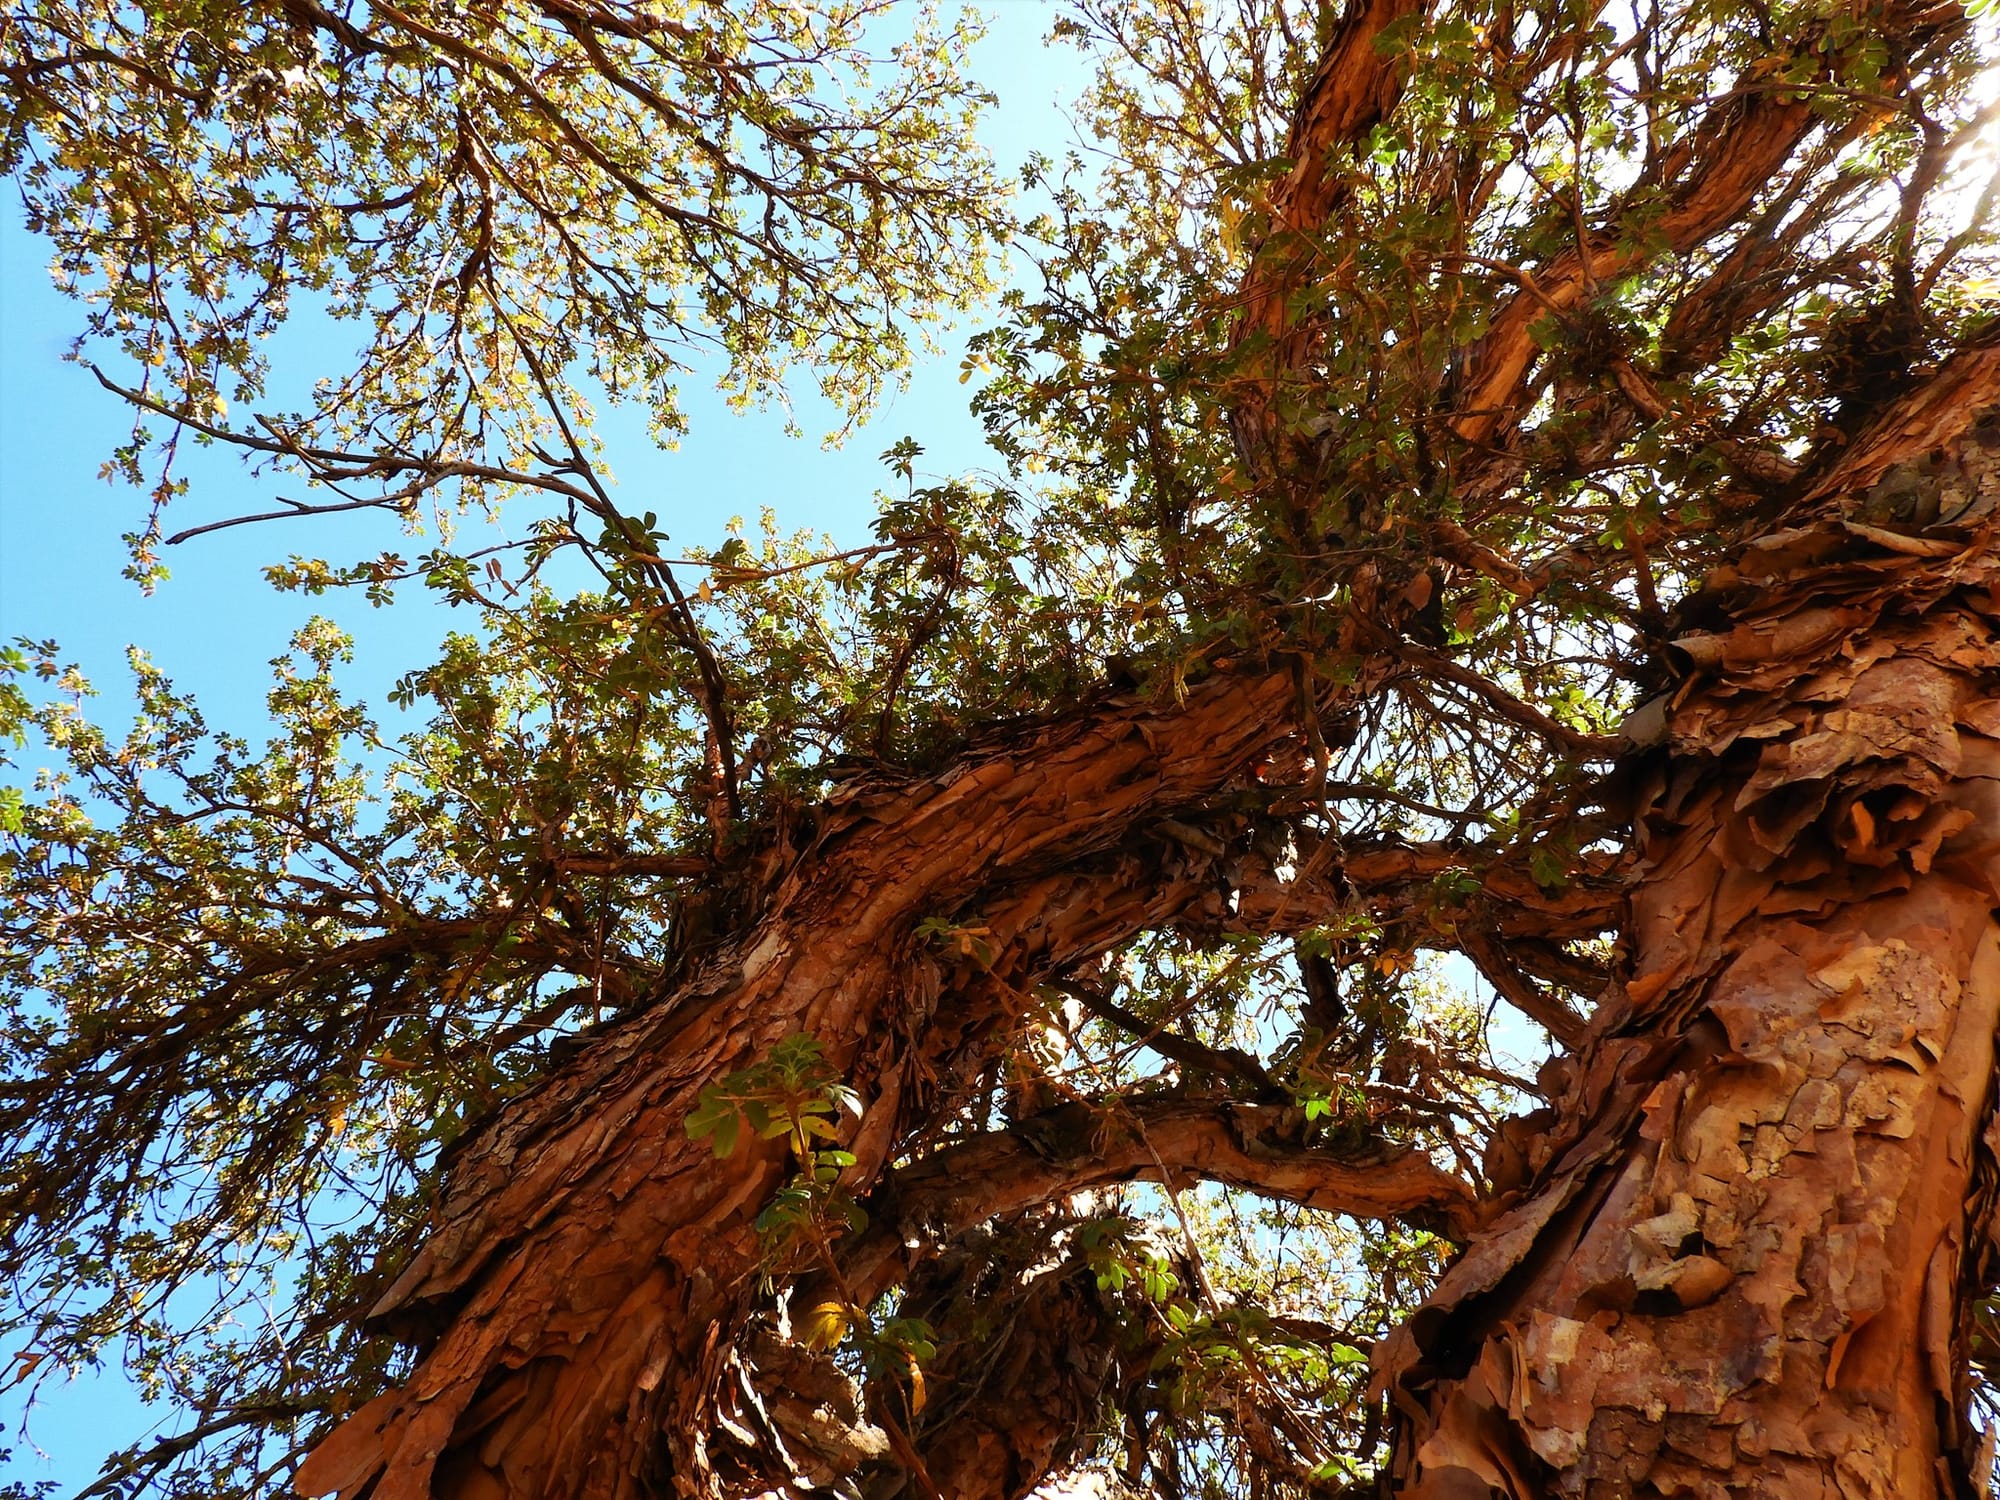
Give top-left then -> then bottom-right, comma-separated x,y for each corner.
0,4 -> 1090,1490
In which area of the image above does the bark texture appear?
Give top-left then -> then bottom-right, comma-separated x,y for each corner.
287,4 -> 1996,1493
1377,384 -> 2000,1496
295,670 -> 1510,1500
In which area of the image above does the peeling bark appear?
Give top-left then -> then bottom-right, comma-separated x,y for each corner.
288,673 -> 1262,1498
296,664 -> 1532,1500
1376,394 -> 2000,1495
287,7 -> 2000,1494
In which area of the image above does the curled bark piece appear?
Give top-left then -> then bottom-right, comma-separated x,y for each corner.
1376,392 -> 2000,1498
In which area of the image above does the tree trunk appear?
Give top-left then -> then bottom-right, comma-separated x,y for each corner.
1376,393 -> 2000,1496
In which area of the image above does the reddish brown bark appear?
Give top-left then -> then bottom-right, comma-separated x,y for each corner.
837,1095 -> 1479,1307
296,669 -> 1511,1500
1226,0 -> 1424,489
1376,386 -> 2000,1495
289,6 -> 2000,1494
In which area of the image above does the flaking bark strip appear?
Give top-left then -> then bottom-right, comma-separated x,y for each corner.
1376,413 -> 2000,1498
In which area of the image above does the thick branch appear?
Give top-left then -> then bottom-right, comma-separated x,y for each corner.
840,1096 -> 1480,1305
1458,926 -> 1586,1049
1229,0 -> 1425,481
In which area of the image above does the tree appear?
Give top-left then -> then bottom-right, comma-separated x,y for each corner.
3,0 -> 1999,1496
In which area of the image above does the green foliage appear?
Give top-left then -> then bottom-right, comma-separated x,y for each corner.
0,602 -> 713,1486
0,1451 -> 58,1500
2,0 -> 1010,576
685,1033 -> 861,1167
